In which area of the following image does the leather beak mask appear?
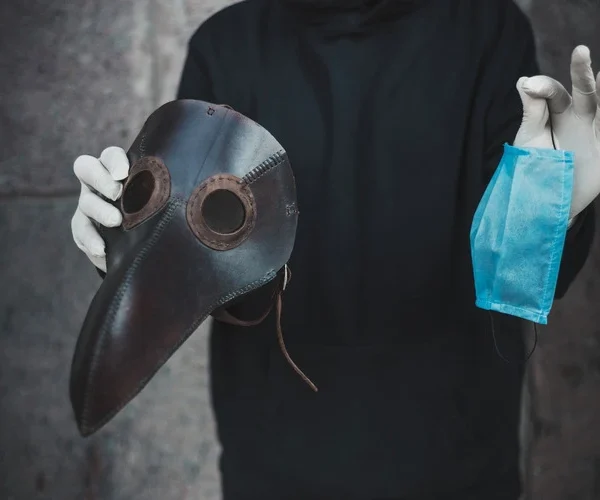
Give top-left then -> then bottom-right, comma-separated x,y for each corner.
70,100 -> 316,437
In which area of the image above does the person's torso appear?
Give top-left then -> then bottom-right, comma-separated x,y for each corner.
203,0 -> 527,496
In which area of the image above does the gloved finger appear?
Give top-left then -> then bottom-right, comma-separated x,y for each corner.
522,75 -> 572,115
570,45 -> 597,119
71,208 -> 106,258
74,155 -> 123,201
78,183 -> 123,227
99,146 -> 130,181
595,70 -> 600,137
88,253 -> 108,273
516,76 -> 550,140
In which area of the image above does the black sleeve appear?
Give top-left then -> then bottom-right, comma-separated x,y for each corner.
176,27 -> 218,101
481,2 -> 539,184
481,1 -> 595,300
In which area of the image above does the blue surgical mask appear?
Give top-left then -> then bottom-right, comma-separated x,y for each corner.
470,143 -> 574,325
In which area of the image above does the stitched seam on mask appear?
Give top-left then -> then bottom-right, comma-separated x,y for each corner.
81,198 -> 183,433
241,150 -> 286,185
541,152 -> 571,309
139,133 -> 147,157
191,112 -> 230,188
480,301 -> 544,319
82,271 -> 277,434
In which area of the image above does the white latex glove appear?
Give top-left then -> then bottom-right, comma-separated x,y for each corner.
71,147 -> 130,272
514,45 -> 600,219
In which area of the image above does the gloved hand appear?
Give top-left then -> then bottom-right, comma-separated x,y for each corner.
71,147 -> 130,272
514,45 -> 600,219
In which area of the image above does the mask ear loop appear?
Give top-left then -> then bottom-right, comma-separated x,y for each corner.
489,312 -> 539,364
490,99 -> 555,364
548,98 -> 557,150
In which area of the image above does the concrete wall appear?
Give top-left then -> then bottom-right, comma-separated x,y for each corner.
0,1 -> 235,499
515,1 -> 600,499
0,1 -> 599,499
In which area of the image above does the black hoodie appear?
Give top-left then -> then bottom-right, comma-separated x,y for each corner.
176,0 -> 595,498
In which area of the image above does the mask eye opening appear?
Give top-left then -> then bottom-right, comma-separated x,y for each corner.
201,188 -> 246,235
120,156 -> 171,231
122,170 -> 156,214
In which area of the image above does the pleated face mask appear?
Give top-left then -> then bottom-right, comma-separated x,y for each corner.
470,143 -> 574,325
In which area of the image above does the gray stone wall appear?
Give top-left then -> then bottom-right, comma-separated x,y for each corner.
515,1 -> 600,498
0,1 -> 598,499
0,1 -> 236,499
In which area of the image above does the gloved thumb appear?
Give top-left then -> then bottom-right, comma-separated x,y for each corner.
515,76 -> 550,144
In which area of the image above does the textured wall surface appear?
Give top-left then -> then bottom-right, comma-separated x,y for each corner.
516,1 -> 600,499
0,1 -> 236,499
0,1 -> 598,499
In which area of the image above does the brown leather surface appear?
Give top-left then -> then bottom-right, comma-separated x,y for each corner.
69,100 -> 298,436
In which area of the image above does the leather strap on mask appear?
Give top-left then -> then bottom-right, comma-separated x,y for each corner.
212,265 -> 318,392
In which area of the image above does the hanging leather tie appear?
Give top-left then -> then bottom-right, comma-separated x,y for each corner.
213,265 -> 318,392
275,266 -> 318,392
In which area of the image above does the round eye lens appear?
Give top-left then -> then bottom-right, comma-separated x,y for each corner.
122,170 -> 155,214
202,189 -> 246,234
